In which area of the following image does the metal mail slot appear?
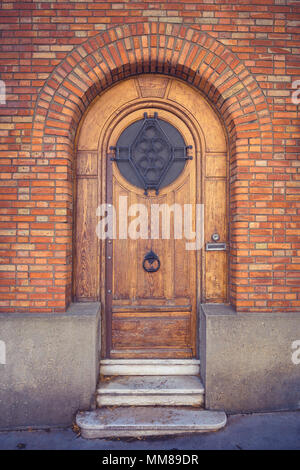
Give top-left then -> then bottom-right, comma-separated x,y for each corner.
206,242 -> 227,251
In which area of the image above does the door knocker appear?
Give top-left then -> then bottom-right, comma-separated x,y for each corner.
143,250 -> 160,273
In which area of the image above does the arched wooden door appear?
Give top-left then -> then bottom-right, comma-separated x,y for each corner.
74,75 -> 228,359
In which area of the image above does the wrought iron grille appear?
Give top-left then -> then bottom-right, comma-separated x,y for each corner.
110,112 -> 192,195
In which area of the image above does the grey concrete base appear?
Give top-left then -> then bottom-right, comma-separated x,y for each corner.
100,359 -> 200,376
97,376 -> 204,407
76,407 -> 227,438
0,303 -> 101,430
200,304 -> 300,413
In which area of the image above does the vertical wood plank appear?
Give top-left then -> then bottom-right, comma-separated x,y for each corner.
74,178 -> 99,300
204,178 -> 228,301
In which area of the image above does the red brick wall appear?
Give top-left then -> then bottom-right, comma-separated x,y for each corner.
0,1 -> 299,313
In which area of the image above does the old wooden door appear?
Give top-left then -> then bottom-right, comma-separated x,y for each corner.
74,75 -> 228,360
106,110 -> 197,359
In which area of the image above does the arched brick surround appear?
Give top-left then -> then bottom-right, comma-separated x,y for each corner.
31,22 -> 273,312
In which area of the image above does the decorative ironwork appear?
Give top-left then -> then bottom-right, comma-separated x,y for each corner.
110,113 -> 192,195
142,250 -> 160,273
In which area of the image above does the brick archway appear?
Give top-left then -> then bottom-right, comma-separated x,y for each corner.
31,22 -> 272,312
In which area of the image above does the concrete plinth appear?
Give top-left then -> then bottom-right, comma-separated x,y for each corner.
0,302 -> 101,430
200,304 -> 300,413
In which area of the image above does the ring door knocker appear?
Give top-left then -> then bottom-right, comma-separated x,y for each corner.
143,250 -> 160,273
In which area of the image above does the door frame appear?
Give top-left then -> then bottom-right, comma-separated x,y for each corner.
73,75 -> 230,359
99,99 -> 204,359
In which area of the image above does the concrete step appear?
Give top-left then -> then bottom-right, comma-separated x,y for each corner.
97,375 -> 204,407
100,359 -> 200,376
76,407 -> 227,438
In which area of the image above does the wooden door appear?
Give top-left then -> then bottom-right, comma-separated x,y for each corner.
74,75 -> 229,360
106,111 -> 197,359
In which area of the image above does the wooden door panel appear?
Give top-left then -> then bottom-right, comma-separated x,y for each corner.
74,177 -> 99,301
204,176 -> 228,302
74,75 -> 229,359
109,113 -> 196,358
205,179 -> 227,241
205,154 -> 227,178
205,251 -> 227,301
112,315 -> 191,348
174,178 -> 194,299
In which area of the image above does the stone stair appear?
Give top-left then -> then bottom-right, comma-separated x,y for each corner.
77,406 -> 227,439
75,359 -> 227,438
97,375 -> 205,407
99,358 -> 201,376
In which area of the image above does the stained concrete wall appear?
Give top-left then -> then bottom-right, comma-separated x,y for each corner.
0,303 -> 101,430
200,304 -> 300,413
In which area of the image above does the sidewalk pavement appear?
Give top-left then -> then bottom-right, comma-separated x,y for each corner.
0,411 -> 299,450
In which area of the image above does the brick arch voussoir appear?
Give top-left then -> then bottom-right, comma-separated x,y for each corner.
32,23 -> 271,156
